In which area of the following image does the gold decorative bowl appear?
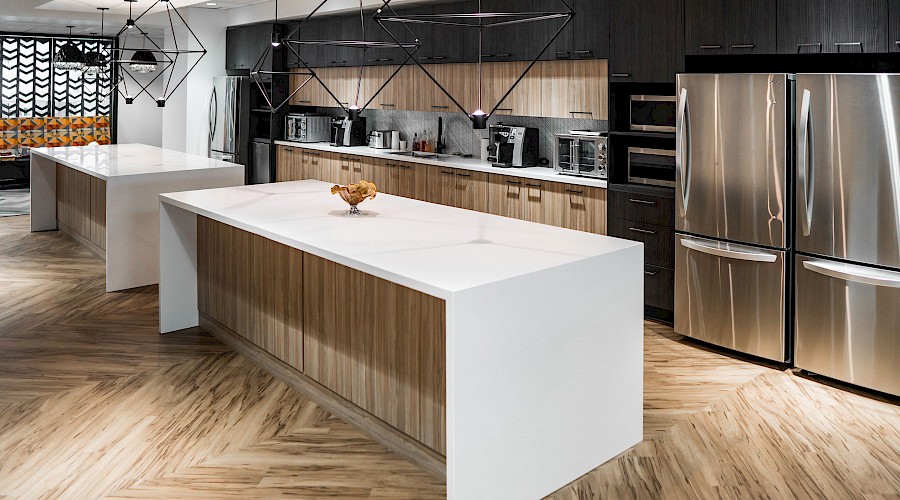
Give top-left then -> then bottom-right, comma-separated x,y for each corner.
331,180 -> 377,216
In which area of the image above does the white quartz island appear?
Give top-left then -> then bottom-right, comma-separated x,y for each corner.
30,143 -> 244,291
159,179 -> 644,499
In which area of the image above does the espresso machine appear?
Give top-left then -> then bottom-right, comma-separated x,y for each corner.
331,117 -> 367,147
487,125 -> 539,167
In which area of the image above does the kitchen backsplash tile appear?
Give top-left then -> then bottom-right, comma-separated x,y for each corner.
314,107 -> 607,162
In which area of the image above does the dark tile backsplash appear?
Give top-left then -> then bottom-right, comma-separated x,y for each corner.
314,107 -> 607,162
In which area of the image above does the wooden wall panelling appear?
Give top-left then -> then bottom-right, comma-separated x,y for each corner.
56,164 -> 106,254
302,253 -> 446,454
197,217 -> 303,371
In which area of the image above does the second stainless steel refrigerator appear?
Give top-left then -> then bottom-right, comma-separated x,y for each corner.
794,73 -> 900,397
674,73 -> 794,363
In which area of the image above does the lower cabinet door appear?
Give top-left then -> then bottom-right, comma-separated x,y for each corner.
644,265 -> 674,311
795,255 -> 900,397
674,234 -> 786,362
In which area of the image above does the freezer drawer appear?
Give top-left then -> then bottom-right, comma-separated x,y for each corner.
676,73 -> 791,249
675,234 -> 786,362
795,255 -> 900,397
796,73 -> 900,269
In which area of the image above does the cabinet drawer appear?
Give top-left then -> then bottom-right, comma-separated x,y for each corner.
609,189 -> 674,226
609,218 -> 674,268
644,265 -> 674,311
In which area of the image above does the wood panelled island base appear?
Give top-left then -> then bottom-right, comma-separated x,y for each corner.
160,180 -> 644,499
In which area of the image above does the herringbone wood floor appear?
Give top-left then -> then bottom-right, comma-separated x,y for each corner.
1,215 -> 898,499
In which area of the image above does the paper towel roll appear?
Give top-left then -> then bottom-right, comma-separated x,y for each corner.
480,137 -> 490,161
391,130 -> 400,150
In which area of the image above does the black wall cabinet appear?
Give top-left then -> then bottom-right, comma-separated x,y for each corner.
892,0 -> 900,52
536,0 -> 610,60
609,0 -> 684,83
226,23 -> 280,75
777,0 -> 889,54
684,0 -> 775,55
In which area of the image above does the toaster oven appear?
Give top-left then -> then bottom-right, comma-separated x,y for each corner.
285,114 -> 332,143
553,134 -> 607,179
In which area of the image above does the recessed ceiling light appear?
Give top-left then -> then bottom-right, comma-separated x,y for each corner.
206,2 -> 216,5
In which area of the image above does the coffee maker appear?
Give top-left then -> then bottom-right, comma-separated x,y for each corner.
331,117 -> 367,147
487,125 -> 539,167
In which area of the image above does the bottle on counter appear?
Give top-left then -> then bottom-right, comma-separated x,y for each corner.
424,131 -> 432,152
413,133 -> 420,152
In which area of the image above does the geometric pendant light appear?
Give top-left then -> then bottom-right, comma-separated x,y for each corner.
281,0 -> 420,119
113,0 -> 207,107
375,0 -> 574,128
54,26 -> 86,71
82,8 -> 111,78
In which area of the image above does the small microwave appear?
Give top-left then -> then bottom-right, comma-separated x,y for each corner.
628,147 -> 676,188
630,95 -> 676,133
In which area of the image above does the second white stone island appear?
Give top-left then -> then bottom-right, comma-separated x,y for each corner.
30,143 -> 244,291
159,179 -> 643,499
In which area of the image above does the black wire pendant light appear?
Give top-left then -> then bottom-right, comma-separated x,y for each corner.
113,0 -> 208,107
375,0 -> 574,129
82,8 -> 111,78
54,26 -> 86,71
267,0 -> 420,118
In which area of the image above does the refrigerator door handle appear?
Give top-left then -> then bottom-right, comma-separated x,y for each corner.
676,87 -> 692,216
798,89 -> 815,236
680,238 -> 778,263
208,86 -> 217,155
802,260 -> 900,288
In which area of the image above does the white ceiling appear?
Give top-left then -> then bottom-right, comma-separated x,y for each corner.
35,0 -> 270,14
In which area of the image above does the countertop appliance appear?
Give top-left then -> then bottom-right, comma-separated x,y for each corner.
209,76 -> 248,165
627,147 -> 675,187
630,94 -> 676,132
285,114 -> 331,143
793,73 -> 900,397
487,125 -> 538,168
331,117 -> 367,147
368,130 -> 393,149
554,133 -> 607,179
674,73 -> 794,363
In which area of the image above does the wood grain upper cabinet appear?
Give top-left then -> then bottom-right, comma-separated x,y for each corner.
539,59 -> 608,120
685,0 -> 775,55
778,0 -> 888,54
427,64 -> 476,114
892,0 -> 900,51
827,0 -> 889,53
571,0 -> 609,59
484,61 -> 541,118
608,0 -> 683,83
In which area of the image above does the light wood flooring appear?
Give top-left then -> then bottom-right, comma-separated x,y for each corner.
0,215 -> 898,499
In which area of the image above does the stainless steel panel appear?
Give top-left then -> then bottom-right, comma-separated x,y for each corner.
250,141 -> 270,184
795,255 -> 900,397
675,234 -> 786,362
676,73 -> 790,249
796,73 -> 900,269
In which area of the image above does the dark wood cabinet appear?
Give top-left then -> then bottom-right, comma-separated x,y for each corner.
608,0 -> 683,83
685,0 -> 775,55
536,0 -> 609,60
608,184 -> 675,323
287,18 -> 331,68
892,0 -> 900,52
482,0 -> 541,62
430,1 -> 479,63
226,23 -> 280,75
778,0 -> 889,53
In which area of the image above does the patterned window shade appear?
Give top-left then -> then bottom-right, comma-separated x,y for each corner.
1,35 -> 114,119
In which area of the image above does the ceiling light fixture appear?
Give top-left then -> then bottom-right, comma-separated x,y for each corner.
54,26 -> 86,71
112,0 -> 208,106
206,2 -> 216,5
82,8 -> 110,78
376,0 -> 574,129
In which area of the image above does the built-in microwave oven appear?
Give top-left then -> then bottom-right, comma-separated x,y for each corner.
628,147 -> 676,187
630,95 -> 676,132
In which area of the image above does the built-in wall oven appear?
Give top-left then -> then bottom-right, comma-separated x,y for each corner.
628,147 -> 675,187
630,95 -> 677,132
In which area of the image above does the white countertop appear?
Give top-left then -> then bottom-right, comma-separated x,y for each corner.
274,140 -> 608,189
31,143 -> 242,181
160,180 -> 638,298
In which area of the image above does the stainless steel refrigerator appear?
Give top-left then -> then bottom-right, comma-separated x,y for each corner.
674,73 -> 794,363
209,76 -> 244,164
794,74 -> 900,397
